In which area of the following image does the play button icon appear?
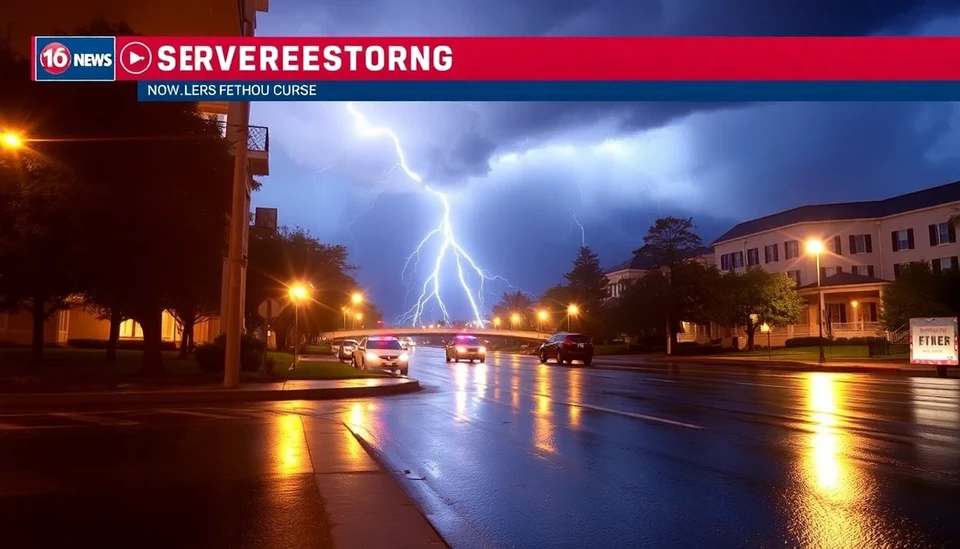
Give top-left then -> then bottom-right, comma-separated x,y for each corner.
119,41 -> 152,75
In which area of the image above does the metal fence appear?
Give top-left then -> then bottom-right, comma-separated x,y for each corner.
216,120 -> 269,153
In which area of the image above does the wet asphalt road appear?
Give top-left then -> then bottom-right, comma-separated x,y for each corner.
1,347 -> 959,548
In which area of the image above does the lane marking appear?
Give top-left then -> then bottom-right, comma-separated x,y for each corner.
554,401 -> 704,430
51,413 -> 138,426
155,409 -> 240,419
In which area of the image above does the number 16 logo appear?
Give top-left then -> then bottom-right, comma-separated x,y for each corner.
39,42 -> 71,75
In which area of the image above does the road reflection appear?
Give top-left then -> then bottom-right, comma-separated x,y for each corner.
909,377 -> 960,468
455,363 -> 468,420
568,369 -> 583,427
273,414 -> 307,476
789,373 -> 882,548
533,365 -> 555,453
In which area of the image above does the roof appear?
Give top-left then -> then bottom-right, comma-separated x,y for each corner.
714,179 -> 960,244
797,271 -> 889,290
605,246 -> 714,274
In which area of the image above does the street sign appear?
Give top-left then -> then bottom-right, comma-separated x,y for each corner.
909,317 -> 958,366
257,298 -> 281,320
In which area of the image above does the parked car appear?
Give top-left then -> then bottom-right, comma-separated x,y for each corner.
337,339 -> 358,362
538,332 -> 594,366
445,335 -> 486,363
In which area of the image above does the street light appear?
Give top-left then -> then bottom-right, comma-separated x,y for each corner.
351,292 -> 363,305
566,304 -> 579,331
1,132 -> 23,149
760,322 -> 771,360
510,312 -> 521,328
537,310 -> 548,332
493,316 -> 501,328
805,238 -> 827,363
355,312 -> 363,329
288,283 -> 310,370
341,306 -> 350,330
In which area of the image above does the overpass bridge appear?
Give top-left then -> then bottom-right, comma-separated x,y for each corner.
321,327 -> 550,342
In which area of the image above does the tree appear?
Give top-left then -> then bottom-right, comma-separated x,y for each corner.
881,262 -> 957,330
563,246 -> 608,309
492,291 -> 534,329
717,268 -> 805,351
633,217 -> 706,351
537,284 -> 573,332
615,261 -> 721,341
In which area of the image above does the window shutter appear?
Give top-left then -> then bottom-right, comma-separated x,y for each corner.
949,223 -> 957,244
907,228 -> 915,249
929,224 -> 938,246
867,265 -> 875,277
849,235 -> 857,255
774,244 -> 779,262
894,263 -> 901,277
891,231 -> 899,252
868,302 -> 878,322
952,256 -> 959,270
820,267 -> 827,279
865,234 -> 872,253
933,259 -> 942,274
839,304 -> 847,323
834,236 -> 842,255
836,266 -> 843,273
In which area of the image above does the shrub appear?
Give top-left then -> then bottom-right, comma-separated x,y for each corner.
785,336 -> 886,347
195,334 -> 265,373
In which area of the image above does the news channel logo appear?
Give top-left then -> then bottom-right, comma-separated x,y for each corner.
33,36 -> 116,81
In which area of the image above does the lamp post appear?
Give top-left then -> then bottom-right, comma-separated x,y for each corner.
537,310 -> 548,332
288,284 -> 309,370
493,316 -> 501,329
510,312 -> 521,329
805,238 -> 827,363
355,312 -> 363,329
1,132 -> 23,149
341,307 -> 349,330
760,322 -> 771,360
566,304 -> 579,331
851,300 -> 860,331
352,292 -> 363,306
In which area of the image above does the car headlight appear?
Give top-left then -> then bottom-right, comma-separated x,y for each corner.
399,352 -> 409,362
365,352 -> 379,361
456,345 -> 467,353
478,346 -> 486,354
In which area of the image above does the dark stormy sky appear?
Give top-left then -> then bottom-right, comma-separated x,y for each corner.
248,0 -> 960,324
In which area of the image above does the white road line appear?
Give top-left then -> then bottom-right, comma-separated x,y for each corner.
51,413 -> 138,426
156,409 -> 241,419
734,382 -> 788,389
554,401 -> 704,430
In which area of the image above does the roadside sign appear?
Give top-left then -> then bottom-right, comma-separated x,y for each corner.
257,298 -> 281,320
909,317 -> 958,366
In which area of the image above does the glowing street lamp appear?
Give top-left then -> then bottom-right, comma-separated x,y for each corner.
805,238 -> 827,363
351,292 -> 363,305
288,283 -> 310,370
354,312 -> 363,329
566,304 -> 579,331
1,132 -> 23,149
341,306 -> 350,330
536,310 -> 548,332
510,312 -> 521,328
493,316 -> 502,328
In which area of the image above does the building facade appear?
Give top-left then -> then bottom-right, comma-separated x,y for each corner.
713,180 -> 960,346
0,0 -> 270,348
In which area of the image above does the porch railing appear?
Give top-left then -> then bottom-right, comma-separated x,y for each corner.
830,321 -> 883,333
216,120 -> 270,153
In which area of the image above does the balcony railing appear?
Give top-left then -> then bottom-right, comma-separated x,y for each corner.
216,121 -> 270,153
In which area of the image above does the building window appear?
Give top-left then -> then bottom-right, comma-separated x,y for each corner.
820,266 -> 842,278
119,319 -> 144,339
827,235 -> 842,255
764,244 -> 779,263
851,265 -> 875,277
827,303 -> 847,324
786,270 -> 801,285
784,240 -> 800,260
893,263 -> 907,278
891,229 -> 914,251
848,234 -> 873,255
932,256 -> 960,274
746,248 -> 760,267
929,222 -> 958,246
720,251 -> 744,271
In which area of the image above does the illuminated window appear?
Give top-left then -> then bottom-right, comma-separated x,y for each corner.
119,319 -> 143,339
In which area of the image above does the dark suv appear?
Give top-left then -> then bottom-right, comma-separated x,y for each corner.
538,332 -> 594,366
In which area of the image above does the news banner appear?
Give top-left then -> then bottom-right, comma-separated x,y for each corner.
32,35 -> 960,101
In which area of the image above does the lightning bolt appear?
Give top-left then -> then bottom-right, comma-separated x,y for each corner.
345,103 -> 510,328
569,209 -> 586,247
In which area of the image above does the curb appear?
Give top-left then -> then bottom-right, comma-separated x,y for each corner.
0,378 -> 421,409
590,358 -> 917,376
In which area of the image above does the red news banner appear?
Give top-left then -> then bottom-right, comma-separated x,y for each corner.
114,36 -> 960,81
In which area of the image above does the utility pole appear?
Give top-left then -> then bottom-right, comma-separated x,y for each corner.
223,101 -> 251,389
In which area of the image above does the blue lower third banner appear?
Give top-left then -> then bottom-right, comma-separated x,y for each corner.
138,81 -> 960,102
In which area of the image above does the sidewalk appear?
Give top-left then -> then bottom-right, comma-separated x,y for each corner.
0,377 -> 420,409
307,418 -> 447,548
592,354 -> 948,376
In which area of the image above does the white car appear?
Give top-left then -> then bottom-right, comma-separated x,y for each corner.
337,339 -> 358,362
353,336 -> 410,376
